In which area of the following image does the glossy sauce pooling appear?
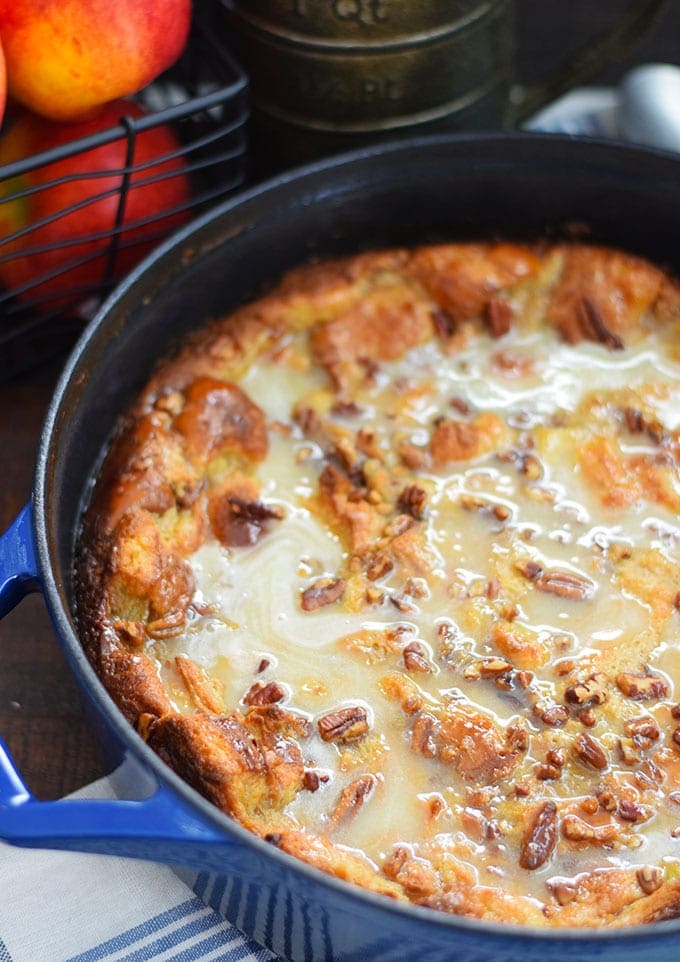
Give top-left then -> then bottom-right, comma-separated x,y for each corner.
154,320 -> 680,908
82,244 -> 680,926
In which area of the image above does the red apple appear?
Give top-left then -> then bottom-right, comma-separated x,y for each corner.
0,100 -> 191,311
0,0 -> 191,121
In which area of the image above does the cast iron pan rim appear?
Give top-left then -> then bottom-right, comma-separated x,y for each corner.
34,130 -> 680,943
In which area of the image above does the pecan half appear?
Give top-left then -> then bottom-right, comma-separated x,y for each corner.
301,577 -> 346,612
329,773 -> 379,828
534,569 -> 594,601
573,732 -> 608,770
402,641 -> 433,673
519,800 -> 558,870
243,680 -> 286,707
486,297 -> 513,338
318,706 -> 369,743
577,296 -> 624,350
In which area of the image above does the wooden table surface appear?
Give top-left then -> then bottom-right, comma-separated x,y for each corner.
0,0 -> 678,803
0,361 -> 108,799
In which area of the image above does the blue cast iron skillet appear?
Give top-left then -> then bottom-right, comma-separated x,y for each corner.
2,133 -> 680,961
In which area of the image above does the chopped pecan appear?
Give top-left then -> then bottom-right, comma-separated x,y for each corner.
431,308 -> 456,338
397,484 -> 427,520
624,406 -> 646,433
519,801 -> 558,870
366,552 -> 394,581
534,704 -> 570,728
518,559 -> 543,580
562,815 -> 617,845
534,569 -> 594,601
564,673 -> 609,706
548,880 -> 579,906
210,495 -> 284,548
449,396 -> 471,415
330,774 -> 379,828
616,671 -> 668,700
671,703 -> 680,719
637,866 -> 663,894
579,707 -> 597,728
465,657 -> 513,679
618,799 -> 651,823
673,727 -> 680,750
146,607 -> 189,640
331,400 -> 362,418
536,748 -> 565,781
536,762 -> 562,781
257,658 -> 271,673
597,789 -> 618,812
301,577 -> 346,612
303,770 -> 322,792
460,494 -> 511,523
485,297 -> 513,337
402,641 -> 433,673
623,716 -> 660,748
573,733 -> 608,770
619,736 -> 642,765
318,706 -> 369,743
520,453 -> 542,480
390,593 -> 418,614
383,845 -> 438,898
243,680 -> 286,707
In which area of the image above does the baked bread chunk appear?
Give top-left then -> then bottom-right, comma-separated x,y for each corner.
76,241 -> 680,926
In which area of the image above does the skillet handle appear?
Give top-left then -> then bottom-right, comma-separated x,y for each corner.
0,504 -> 226,858
0,760 -> 227,858
0,502 -> 40,616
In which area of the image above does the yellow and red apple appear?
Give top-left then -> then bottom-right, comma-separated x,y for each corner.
0,0 -> 191,122
0,101 -> 191,310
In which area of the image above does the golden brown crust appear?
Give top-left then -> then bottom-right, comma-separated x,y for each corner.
76,240 -> 680,930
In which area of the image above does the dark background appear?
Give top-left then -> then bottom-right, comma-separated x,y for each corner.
516,0 -> 679,88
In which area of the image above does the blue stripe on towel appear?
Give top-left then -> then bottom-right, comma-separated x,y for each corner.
0,935 -> 14,962
64,894 -> 275,962
64,898 -> 209,962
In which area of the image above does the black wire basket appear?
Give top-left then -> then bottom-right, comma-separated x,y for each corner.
0,14 -> 249,381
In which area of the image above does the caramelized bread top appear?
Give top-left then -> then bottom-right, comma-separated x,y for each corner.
76,243 -> 680,927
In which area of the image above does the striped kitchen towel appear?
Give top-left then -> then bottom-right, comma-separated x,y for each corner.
0,778 -> 279,962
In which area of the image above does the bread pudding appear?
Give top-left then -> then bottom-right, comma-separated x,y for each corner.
76,241 -> 680,927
